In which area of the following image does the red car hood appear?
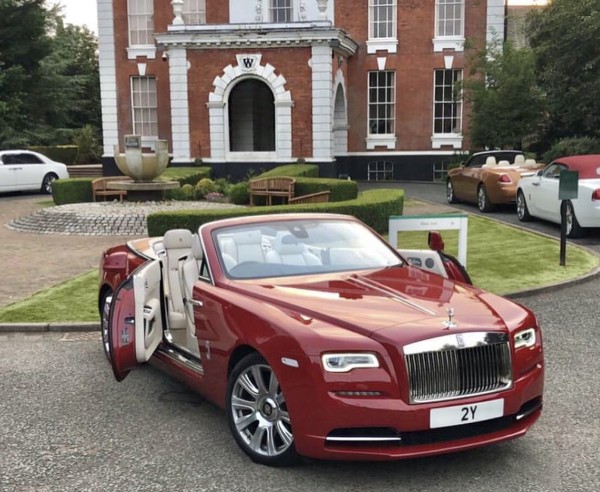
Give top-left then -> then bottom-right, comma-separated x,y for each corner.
228,266 -> 525,344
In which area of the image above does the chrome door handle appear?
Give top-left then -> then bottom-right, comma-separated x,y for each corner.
188,299 -> 204,307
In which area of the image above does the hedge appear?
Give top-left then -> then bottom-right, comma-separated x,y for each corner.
29,145 -> 79,165
294,177 -> 357,202
147,188 -> 404,236
51,167 -> 213,204
258,164 -> 319,178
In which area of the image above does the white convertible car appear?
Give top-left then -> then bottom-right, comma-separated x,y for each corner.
516,155 -> 600,238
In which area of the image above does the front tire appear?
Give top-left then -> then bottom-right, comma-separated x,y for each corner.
226,353 -> 299,467
41,173 -> 58,194
565,201 -> 585,238
516,190 -> 532,222
446,180 -> 458,204
477,184 -> 495,213
100,290 -> 113,362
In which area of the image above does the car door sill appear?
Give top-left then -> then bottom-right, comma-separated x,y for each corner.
158,343 -> 204,375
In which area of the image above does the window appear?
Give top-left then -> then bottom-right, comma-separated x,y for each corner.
271,0 -> 293,23
433,69 -> 462,135
183,0 -> 206,24
128,0 -> 154,46
435,0 -> 464,38
368,161 -> 394,181
131,76 -> 158,137
368,71 -> 395,135
369,0 -> 397,39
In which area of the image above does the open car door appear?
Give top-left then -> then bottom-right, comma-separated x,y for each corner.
107,259 -> 164,382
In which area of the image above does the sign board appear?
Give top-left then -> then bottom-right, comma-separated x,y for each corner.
124,135 -> 142,150
389,214 -> 469,267
559,170 -> 579,200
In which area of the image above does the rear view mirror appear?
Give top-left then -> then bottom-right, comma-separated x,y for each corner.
428,231 -> 445,252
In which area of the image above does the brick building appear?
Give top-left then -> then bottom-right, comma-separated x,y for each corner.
98,0 -> 507,181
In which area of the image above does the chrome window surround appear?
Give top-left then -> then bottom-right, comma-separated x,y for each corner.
404,332 -> 512,404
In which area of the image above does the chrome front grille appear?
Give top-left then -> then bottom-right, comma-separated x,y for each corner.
404,332 -> 512,404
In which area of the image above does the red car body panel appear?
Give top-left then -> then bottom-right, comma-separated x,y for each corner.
100,213 -> 543,462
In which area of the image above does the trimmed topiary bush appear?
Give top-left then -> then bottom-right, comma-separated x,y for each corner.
196,178 -> 218,198
147,188 -> 404,236
51,178 -> 93,205
294,177 -> 357,202
229,182 -> 250,205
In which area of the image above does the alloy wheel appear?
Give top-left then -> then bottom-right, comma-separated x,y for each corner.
101,294 -> 113,362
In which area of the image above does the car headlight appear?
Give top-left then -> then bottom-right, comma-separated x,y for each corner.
514,328 -> 536,349
321,353 -> 379,373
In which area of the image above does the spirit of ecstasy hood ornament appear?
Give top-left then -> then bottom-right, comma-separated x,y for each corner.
442,307 -> 458,329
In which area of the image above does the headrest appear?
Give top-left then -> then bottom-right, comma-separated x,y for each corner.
163,229 -> 193,249
525,159 -> 537,167
232,229 -> 262,246
191,234 -> 203,260
485,156 -> 497,166
498,160 -> 510,167
276,234 -> 304,255
514,154 -> 525,165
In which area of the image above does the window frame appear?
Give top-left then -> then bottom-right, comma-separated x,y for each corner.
130,76 -> 159,141
127,0 -> 156,59
367,0 -> 398,54
433,0 -> 465,52
366,70 -> 397,150
183,0 -> 206,25
431,68 -> 463,149
270,0 -> 294,23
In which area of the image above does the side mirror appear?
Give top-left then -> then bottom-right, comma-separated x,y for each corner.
536,170 -> 544,177
428,231 -> 445,252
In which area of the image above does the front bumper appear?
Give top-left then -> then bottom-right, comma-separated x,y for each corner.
288,360 -> 543,460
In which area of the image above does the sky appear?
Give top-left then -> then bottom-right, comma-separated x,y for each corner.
56,0 -> 548,36
57,0 -> 98,34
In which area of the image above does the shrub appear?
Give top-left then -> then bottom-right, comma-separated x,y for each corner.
181,184 -> 197,200
294,177 -> 357,202
162,167 -> 212,186
51,178 -> 93,205
542,137 -> 600,163
258,164 -> 319,178
147,189 -> 404,236
229,182 -> 250,205
29,145 -> 79,165
73,125 -> 102,164
196,178 -> 218,198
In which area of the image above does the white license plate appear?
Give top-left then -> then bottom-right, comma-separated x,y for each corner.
430,399 -> 504,429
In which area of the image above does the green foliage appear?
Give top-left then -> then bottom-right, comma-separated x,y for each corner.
294,177 -> 358,202
195,178 -> 218,198
162,166 -> 211,186
147,189 -> 404,237
28,145 -> 78,165
542,137 -> 600,163
73,125 -> 102,164
180,184 -> 197,200
462,40 -> 544,150
229,182 -> 250,205
258,164 -> 319,178
528,1 -> 600,143
51,178 -> 93,205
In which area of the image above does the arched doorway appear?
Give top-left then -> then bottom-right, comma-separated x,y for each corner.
333,84 -> 348,155
228,79 -> 275,152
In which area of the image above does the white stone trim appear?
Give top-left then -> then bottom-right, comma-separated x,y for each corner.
311,45 -> 334,160
366,135 -> 397,150
432,37 -> 465,53
98,0 -> 119,156
333,69 -> 348,156
431,134 -> 463,149
366,39 -> 398,55
126,46 -> 157,60
168,47 -> 191,163
208,59 -> 293,161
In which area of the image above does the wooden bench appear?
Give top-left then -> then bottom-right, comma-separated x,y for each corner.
92,176 -> 132,202
288,190 -> 331,205
249,177 -> 296,206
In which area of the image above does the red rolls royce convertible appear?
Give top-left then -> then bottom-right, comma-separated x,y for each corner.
99,213 -> 543,466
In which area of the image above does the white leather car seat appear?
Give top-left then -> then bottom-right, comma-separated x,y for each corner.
163,229 -> 194,330
513,154 -> 526,166
179,233 -> 203,356
484,156 -> 497,167
230,230 -> 265,264
497,160 -> 510,167
265,233 -> 322,266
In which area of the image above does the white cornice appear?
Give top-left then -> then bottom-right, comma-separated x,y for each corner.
155,24 -> 358,57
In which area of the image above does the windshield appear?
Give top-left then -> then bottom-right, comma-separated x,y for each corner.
213,219 -> 404,279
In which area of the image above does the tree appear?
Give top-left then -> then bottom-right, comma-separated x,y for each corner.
462,40 -> 544,151
528,0 -> 600,143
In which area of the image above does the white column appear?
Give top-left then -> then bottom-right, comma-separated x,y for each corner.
168,47 -> 191,163
311,45 -> 334,160
97,0 -> 119,156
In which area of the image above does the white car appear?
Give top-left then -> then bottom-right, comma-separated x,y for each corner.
516,155 -> 600,238
0,150 -> 69,194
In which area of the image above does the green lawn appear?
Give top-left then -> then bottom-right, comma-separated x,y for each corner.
0,214 -> 597,323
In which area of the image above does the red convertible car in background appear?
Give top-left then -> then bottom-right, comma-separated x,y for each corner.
100,213 -> 543,466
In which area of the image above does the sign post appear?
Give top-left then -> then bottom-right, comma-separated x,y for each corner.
558,170 -> 579,266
